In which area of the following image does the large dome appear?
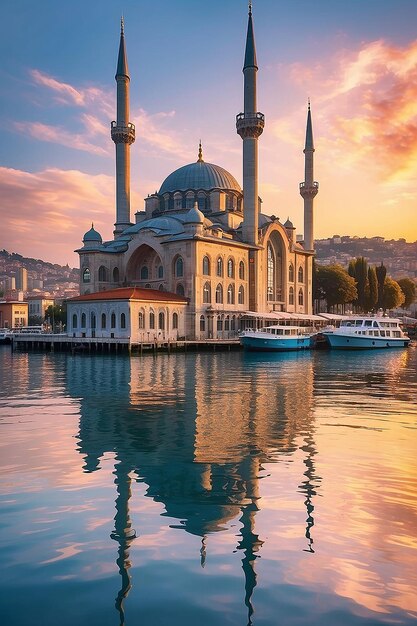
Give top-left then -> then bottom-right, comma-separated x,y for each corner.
159,161 -> 241,195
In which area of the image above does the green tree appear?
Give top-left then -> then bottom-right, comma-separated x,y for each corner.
381,277 -> 405,311
348,257 -> 369,311
366,266 -> 378,312
315,264 -> 357,312
45,304 -> 67,331
375,263 -> 387,309
397,277 -> 416,309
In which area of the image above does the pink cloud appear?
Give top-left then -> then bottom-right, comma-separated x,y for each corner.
14,121 -> 111,156
0,167 -> 142,265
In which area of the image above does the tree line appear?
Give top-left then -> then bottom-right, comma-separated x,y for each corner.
313,257 -> 416,314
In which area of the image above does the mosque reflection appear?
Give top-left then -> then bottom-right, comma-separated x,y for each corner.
66,352 -> 319,624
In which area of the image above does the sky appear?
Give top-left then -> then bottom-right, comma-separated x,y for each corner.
1,0 -> 417,266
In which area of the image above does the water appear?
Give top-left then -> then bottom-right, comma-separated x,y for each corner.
0,345 -> 416,626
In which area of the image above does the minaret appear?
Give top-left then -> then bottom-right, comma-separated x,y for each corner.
236,2 -> 264,246
299,101 -> 318,251
111,18 -> 135,238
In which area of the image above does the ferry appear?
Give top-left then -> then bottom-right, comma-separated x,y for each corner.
321,316 -> 410,349
239,325 -> 313,351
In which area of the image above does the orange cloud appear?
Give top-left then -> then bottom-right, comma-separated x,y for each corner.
0,167 -> 137,265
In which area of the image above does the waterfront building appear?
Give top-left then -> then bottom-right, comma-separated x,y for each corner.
15,268 -> 28,292
0,300 -> 28,328
27,295 -> 55,321
74,6 -> 319,340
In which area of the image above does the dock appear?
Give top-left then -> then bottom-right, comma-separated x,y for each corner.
10,334 -> 242,355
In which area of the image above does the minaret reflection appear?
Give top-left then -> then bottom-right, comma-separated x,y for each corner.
67,350 -> 318,624
110,458 -> 136,626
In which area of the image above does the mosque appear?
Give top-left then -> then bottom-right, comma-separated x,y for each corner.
68,5 -> 319,342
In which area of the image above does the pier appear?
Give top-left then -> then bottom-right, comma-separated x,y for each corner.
11,334 -> 242,355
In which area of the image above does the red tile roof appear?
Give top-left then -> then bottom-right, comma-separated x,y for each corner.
68,287 -> 188,304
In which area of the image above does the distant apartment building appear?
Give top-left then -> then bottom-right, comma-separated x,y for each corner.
15,268 -> 28,291
0,301 -> 28,328
27,296 -> 55,320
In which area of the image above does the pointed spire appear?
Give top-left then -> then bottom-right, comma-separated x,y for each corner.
197,140 -> 204,162
116,16 -> 129,79
244,2 -> 258,70
305,99 -> 314,151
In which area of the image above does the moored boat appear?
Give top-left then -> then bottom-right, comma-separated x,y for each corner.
0,329 -> 12,344
239,325 -> 313,351
322,316 -> 410,349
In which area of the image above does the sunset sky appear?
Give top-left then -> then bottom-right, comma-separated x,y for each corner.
1,0 -> 417,266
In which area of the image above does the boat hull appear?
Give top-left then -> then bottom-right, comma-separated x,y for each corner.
324,333 -> 410,349
240,335 -> 311,351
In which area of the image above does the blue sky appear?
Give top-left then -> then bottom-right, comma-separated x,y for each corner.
1,0 -> 417,265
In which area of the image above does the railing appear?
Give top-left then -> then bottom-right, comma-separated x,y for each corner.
299,181 -> 319,189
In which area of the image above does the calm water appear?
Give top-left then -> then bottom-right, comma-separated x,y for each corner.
0,345 -> 416,626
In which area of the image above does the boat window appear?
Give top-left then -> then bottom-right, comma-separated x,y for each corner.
365,320 -> 372,326
393,331 -> 400,337
373,321 -> 378,327
374,330 -> 379,336
355,320 -> 363,326
285,329 -> 290,335
380,330 -> 385,337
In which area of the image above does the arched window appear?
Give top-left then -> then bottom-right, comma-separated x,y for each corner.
231,315 -> 236,331
82,268 -> 91,283
149,310 -> 155,329
111,312 -> 116,328
217,316 -> 223,331
120,313 -> 126,329
203,282 -> 211,304
98,266 -> 107,282
91,312 -> 96,329
81,313 -> 86,328
239,261 -> 245,280
175,256 -> 184,278
203,255 -> 210,276
289,286 -> 294,305
113,267 -> 120,283
158,312 -> 165,330
216,257 -> 223,277
267,243 -> 275,301
145,283 -> 151,289
227,284 -> 235,304
224,315 -> 230,331
138,311 -> 144,329
289,263 -> 294,282
215,283 -> 223,304
298,266 -> 304,283
200,315 -> 206,331
158,265 -> 164,278
298,288 -> 304,306
101,313 -> 106,329
159,284 -> 164,291
172,312 -> 178,329
176,284 -> 185,296
140,266 -> 149,280
227,258 -> 235,278
238,285 -> 244,305
72,313 -> 77,329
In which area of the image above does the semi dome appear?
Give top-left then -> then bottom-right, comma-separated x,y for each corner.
159,160 -> 241,195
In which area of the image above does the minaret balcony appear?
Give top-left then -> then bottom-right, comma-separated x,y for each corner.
111,121 -> 136,144
299,181 -> 319,198
236,112 -> 265,139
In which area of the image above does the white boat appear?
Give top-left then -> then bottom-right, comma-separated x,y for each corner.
322,316 -> 410,349
0,329 -> 12,344
239,325 -> 313,351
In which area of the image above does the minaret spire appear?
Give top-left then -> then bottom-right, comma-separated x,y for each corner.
236,3 -> 264,310
112,19 -> 135,237
299,100 -> 318,251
